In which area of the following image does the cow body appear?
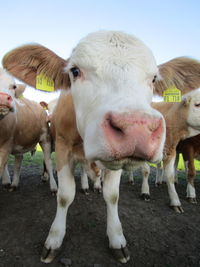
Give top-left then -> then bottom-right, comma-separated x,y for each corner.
154,90 -> 200,212
0,69 -> 57,192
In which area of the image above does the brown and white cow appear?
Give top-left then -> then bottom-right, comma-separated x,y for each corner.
154,90 -> 200,212
3,31 -> 200,263
0,68 -> 57,193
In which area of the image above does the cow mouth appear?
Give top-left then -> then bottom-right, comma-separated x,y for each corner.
100,157 -> 147,171
0,105 -> 14,119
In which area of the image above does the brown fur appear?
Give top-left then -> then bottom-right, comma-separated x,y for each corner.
152,100 -> 190,162
155,57 -> 200,96
0,97 -> 50,175
177,134 -> 200,187
2,45 -> 70,89
50,92 -> 84,171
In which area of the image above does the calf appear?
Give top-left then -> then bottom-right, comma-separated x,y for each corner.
3,31 -> 200,263
153,90 -> 200,212
0,68 -> 57,192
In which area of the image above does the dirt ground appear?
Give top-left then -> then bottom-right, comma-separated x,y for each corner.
0,163 -> 200,267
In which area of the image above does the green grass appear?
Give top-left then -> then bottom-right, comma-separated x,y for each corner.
8,151 -> 56,167
8,150 -> 200,171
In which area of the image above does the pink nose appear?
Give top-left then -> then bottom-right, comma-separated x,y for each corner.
0,92 -> 13,107
102,112 -> 164,161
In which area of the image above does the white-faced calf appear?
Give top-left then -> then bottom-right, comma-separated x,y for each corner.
3,31 -> 200,263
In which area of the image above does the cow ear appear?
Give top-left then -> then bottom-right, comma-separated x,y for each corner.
40,101 -> 48,109
154,57 -> 200,96
15,84 -> 26,98
2,44 -> 70,90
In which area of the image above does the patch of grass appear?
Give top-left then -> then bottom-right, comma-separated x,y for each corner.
8,149 -> 200,171
8,151 -> 56,167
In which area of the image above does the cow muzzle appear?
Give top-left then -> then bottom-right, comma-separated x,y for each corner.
0,92 -> 14,119
102,111 -> 165,166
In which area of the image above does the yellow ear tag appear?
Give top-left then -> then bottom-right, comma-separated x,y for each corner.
163,86 -> 181,102
36,73 -> 54,92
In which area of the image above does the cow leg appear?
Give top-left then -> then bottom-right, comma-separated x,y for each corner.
0,149 -> 10,187
39,141 -> 57,194
41,140 -> 76,263
128,171 -> 134,185
163,154 -> 183,213
186,156 -> 196,204
2,164 -> 11,188
10,154 -> 23,191
103,169 -> 130,263
41,160 -> 49,182
140,163 -> 150,201
80,165 -> 89,194
174,153 -> 179,184
155,161 -> 163,185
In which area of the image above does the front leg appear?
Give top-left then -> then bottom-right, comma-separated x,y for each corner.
186,151 -> 196,203
163,154 -> 183,213
10,154 -> 23,191
103,169 -> 130,263
41,140 -> 76,263
140,163 -> 150,201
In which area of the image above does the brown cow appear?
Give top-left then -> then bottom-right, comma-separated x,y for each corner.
0,68 -> 57,192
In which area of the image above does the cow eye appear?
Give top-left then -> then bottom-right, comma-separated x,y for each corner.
70,67 -> 81,79
13,85 -> 17,89
195,103 -> 200,107
152,75 -> 157,83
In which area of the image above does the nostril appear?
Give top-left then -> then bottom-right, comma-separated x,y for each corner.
7,96 -> 12,102
108,117 -> 124,135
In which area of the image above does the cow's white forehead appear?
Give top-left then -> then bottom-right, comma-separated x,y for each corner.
68,31 -> 157,75
0,68 -> 15,91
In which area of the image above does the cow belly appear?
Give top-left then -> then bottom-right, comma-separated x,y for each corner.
12,143 -> 37,154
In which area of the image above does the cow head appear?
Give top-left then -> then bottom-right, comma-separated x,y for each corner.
0,68 -> 26,120
3,31 -> 200,170
183,89 -> 200,134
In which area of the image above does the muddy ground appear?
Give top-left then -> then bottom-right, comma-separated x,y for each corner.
0,162 -> 200,267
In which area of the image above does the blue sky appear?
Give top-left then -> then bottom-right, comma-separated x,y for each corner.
0,0 -> 199,102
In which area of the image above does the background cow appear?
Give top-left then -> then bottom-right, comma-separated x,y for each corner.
0,68 -> 57,193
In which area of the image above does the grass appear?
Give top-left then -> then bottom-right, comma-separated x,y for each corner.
8,151 -> 56,167
8,149 -> 200,171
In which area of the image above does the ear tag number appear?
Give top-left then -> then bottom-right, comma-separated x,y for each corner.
36,73 -> 54,92
163,86 -> 181,102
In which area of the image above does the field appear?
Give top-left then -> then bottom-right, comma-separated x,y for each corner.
0,152 -> 200,267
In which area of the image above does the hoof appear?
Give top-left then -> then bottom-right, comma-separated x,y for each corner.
41,173 -> 49,183
155,182 -> 162,187
141,193 -> 150,201
187,197 -> 197,204
51,190 -> 57,197
170,205 -> 184,213
110,246 -> 130,263
93,187 -> 102,194
81,189 -> 89,195
2,183 -> 11,191
128,180 -> 134,185
40,246 -> 59,264
9,185 -> 17,192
